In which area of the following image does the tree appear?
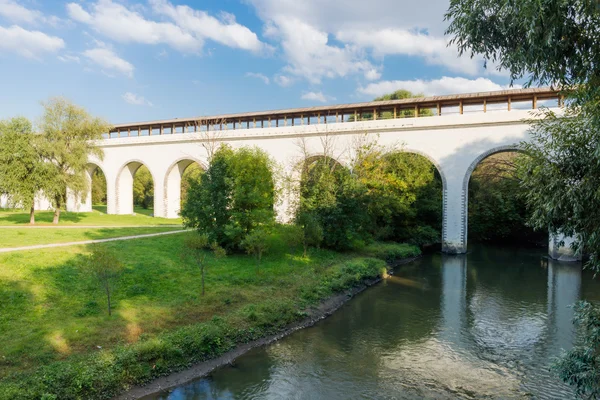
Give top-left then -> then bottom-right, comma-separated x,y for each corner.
295,211 -> 323,257
38,97 -> 110,224
348,90 -> 431,121
133,165 -> 154,210
468,152 -> 546,246
182,233 -> 225,296
91,168 -> 107,205
181,145 -> 276,251
86,246 -> 124,316
0,117 -> 48,224
241,227 -> 270,273
446,1 -> 600,395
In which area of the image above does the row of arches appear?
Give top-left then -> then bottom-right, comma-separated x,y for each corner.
85,159 -> 204,218
74,145 -> 543,252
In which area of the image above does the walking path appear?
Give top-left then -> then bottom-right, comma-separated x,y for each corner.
0,230 -> 188,253
0,225 -> 182,229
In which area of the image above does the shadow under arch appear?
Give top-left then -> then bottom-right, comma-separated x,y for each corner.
115,159 -> 156,215
163,157 -> 207,219
394,148 -> 448,245
461,144 -> 526,250
86,162 -> 107,210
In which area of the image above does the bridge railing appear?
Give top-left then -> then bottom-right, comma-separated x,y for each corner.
105,87 -> 562,139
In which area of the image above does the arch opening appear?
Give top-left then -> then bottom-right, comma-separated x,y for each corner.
164,159 -> 205,219
296,151 -> 444,251
465,149 -> 547,248
116,161 -> 155,216
89,164 -> 107,214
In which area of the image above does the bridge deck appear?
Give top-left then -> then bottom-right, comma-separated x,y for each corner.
107,87 -> 561,139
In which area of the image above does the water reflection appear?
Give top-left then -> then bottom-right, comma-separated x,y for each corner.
148,246 -> 597,400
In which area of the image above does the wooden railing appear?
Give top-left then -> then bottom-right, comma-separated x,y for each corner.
106,87 -> 562,139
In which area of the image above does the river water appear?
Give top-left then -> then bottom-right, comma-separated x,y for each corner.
147,246 -> 600,399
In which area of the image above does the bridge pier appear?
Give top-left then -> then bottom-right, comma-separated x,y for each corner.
549,233 -> 582,262
442,179 -> 468,254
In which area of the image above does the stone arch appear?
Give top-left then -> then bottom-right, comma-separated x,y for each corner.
163,157 -> 206,219
85,162 -> 107,212
397,148 -> 448,245
460,144 -> 524,251
115,160 -> 156,215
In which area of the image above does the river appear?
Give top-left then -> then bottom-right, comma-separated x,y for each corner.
146,245 -> 600,399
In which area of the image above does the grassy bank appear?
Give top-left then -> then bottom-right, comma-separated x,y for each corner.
0,206 -> 180,226
0,230 -> 419,400
0,227 -> 184,248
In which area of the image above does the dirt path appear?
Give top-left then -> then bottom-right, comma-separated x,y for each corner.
0,230 -> 188,253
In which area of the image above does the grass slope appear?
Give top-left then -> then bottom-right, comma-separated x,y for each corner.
0,230 -> 419,400
0,206 -> 181,226
0,227 -> 184,248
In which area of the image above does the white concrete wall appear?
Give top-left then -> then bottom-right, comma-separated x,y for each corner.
90,109 -> 553,253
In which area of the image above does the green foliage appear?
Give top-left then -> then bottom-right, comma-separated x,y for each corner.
361,242 -> 422,264
91,169 -> 107,205
348,90 -> 432,121
469,153 -> 546,246
552,301 -> 600,398
445,0 -> 600,394
85,246 -> 124,316
133,165 -> 154,210
0,117 -> 49,223
0,231 -> 411,400
241,227 -> 270,271
181,145 -> 275,251
182,233 -> 225,296
295,211 -> 324,257
37,97 -> 110,224
180,163 -> 203,207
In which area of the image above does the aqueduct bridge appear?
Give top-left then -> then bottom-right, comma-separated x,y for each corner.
70,87 -> 565,255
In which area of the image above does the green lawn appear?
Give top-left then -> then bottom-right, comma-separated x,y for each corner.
0,229 -> 419,399
0,227 -> 184,248
0,205 -> 182,226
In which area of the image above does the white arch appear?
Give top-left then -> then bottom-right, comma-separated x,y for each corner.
115,160 -> 156,215
395,148 -> 448,246
163,157 -> 206,219
460,144 -> 522,252
66,162 -> 107,213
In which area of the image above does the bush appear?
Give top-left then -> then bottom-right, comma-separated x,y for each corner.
361,242 -> 421,263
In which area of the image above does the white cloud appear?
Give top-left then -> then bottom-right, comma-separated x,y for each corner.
0,25 -> 64,58
83,47 -> 134,77
0,0 -> 63,27
67,0 -> 268,55
274,75 -> 293,87
246,0 -> 505,83
122,92 -> 153,106
58,54 -> 80,63
246,72 -> 270,85
150,0 -> 270,54
359,77 -> 521,98
301,91 -> 335,103
67,1 -> 200,53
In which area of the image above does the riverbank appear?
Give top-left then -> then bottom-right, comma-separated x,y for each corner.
118,256 -> 419,400
0,230 -> 420,400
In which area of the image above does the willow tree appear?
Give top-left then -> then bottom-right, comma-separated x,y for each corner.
38,98 -> 110,224
0,117 -> 48,224
446,1 -> 600,396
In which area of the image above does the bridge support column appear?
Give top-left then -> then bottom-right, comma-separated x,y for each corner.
549,232 -> 582,262
442,179 -> 467,254
154,176 -> 166,219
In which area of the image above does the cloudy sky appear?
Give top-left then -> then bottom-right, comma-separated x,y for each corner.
0,0 -> 518,124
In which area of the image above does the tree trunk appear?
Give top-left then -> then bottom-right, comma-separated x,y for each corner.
201,266 -> 205,296
53,208 -> 60,224
105,285 -> 111,316
29,205 -> 35,225
53,196 -> 61,224
303,241 -> 308,258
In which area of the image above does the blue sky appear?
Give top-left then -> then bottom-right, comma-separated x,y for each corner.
0,0 -> 517,124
